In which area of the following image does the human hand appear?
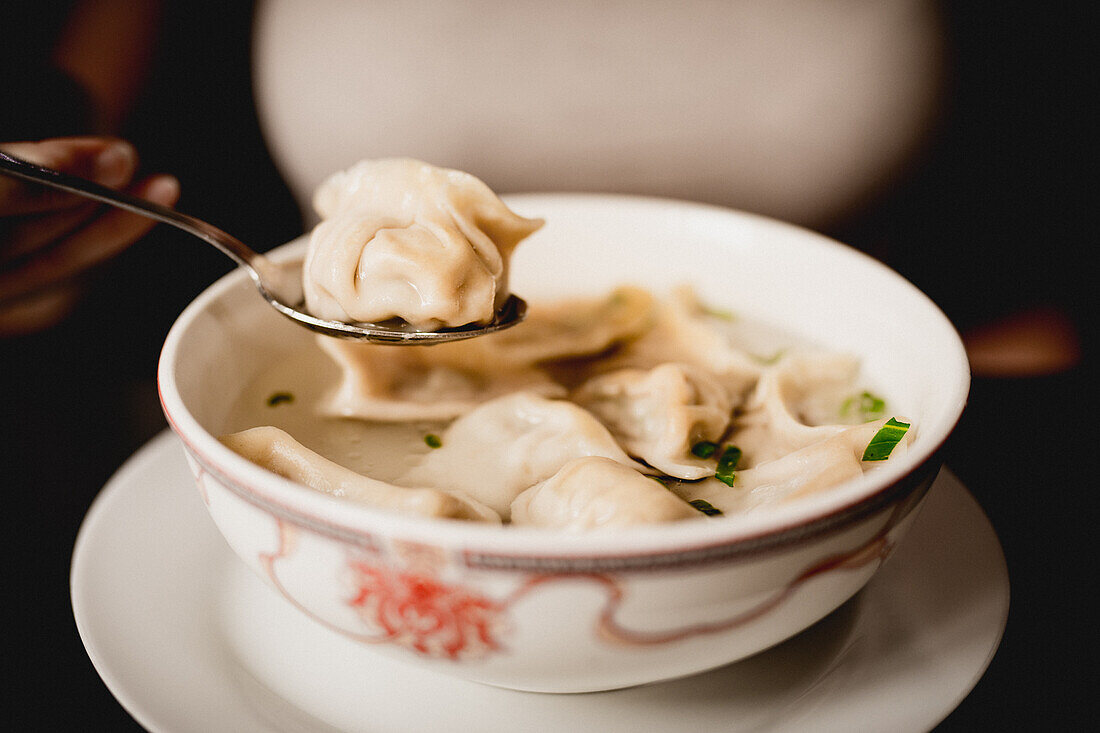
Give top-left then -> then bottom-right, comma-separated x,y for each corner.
0,136 -> 179,336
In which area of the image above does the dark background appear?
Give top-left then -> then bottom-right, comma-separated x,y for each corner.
1,2 -> 1093,730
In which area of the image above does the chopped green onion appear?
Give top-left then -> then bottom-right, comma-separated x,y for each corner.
702,305 -> 736,321
424,434 -> 443,449
751,349 -> 786,366
690,499 -> 724,516
715,445 -> 742,486
861,418 -> 910,461
691,441 -> 718,459
841,391 -> 886,421
648,475 -> 669,487
266,392 -> 294,407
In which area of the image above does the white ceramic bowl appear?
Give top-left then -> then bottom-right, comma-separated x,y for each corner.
158,194 -> 969,693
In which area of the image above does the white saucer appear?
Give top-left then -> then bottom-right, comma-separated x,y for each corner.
72,431 -> 1008,732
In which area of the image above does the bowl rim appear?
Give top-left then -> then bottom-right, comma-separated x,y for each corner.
158,192 -> 969,561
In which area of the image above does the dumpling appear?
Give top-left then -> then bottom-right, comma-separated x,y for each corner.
592,286 -> 762,400
676,416 -> 912,513
510,457 -> 700,530
397,392 -> 650,518
312,287 -> 653,423
727,351 -> 862,467
496,286 -> 655,367
220,426 -> 500,522
444,286 -> 656,373
315,335 -> 564,422
303,158 -> 543,329
571,362 -> 734,479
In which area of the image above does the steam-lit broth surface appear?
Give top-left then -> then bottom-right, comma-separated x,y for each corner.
224,347 -> 442,483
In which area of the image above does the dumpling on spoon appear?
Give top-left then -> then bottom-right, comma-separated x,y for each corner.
303,158 -> 543,330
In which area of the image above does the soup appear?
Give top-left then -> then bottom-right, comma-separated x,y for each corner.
221,285 -> 912,530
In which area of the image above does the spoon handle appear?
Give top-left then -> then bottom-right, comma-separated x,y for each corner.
0,150 -> 265,274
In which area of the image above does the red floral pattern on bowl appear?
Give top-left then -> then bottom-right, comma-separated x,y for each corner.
347,561 -> 505,660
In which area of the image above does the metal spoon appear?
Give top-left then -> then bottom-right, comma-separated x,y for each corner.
0,151 -> 526,344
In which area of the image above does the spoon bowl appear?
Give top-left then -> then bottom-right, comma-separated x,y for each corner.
0,151 -> 526,344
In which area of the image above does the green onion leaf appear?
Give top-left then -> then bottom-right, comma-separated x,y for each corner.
842,391 -> 886,421
691,441 -> 718,459
266,392 -> 294,407
715,445 -> 742,486
861,392 -> 885,415
861,418 -> 910,461
690,499 -> 724,516
424,434 -> 443,449
648,475 -> 669,487
701,304 -> 736,321
751,349 -> 786,366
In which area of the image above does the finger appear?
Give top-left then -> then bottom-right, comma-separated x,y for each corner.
0,201 -> 99,265
0,174 -> 179,302
0,282 -> 84,337
0,137 -> 138,216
